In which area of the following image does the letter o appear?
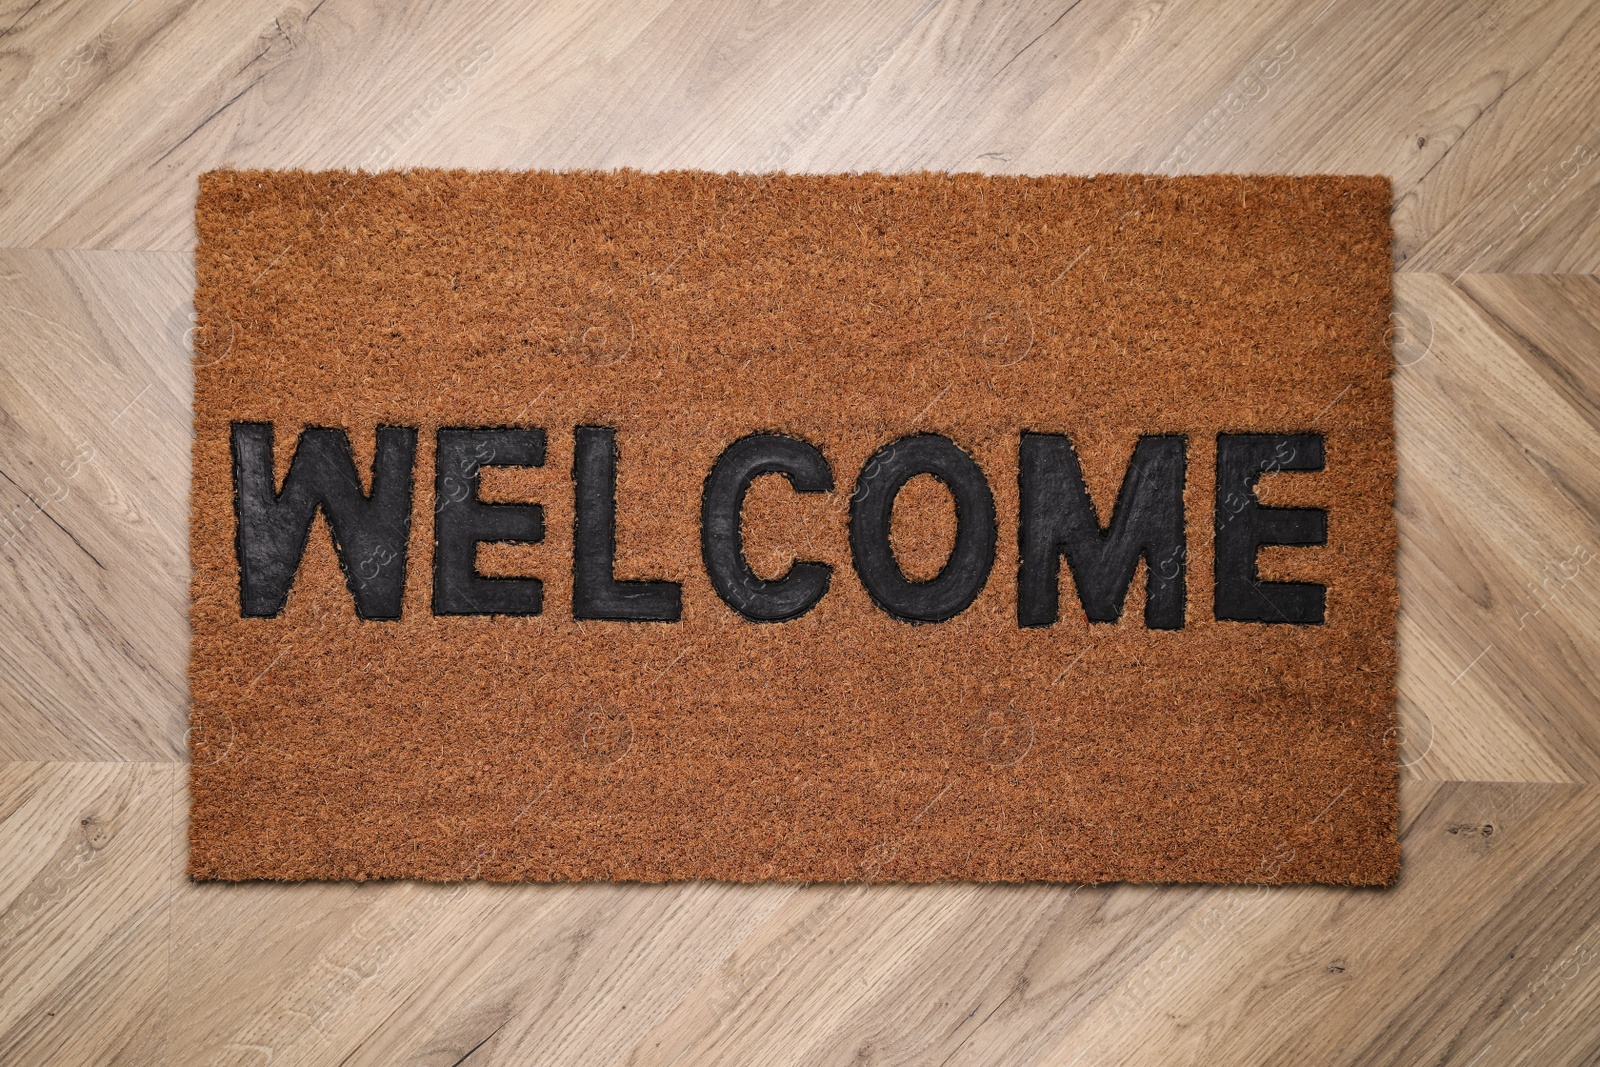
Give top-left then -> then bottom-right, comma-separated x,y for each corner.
848,434 -> 996,622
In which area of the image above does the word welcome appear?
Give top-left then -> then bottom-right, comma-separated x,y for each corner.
231,424 -> 1328,626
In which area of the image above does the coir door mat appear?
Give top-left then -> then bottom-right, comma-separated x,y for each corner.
190,170 -> 1397,885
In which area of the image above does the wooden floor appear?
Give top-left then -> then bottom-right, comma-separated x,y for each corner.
3,0 -> 1599,1062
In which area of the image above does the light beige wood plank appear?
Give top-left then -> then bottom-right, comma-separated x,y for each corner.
232,882 -> 788,1067
0,250 -> 189,761
0,0 -> 1595,274
623,880 -> 1182,1067
1392,273 -> 1600,783
1397,4 -> 1600,273
598,786 -> 1600,1066
1029,781 -> 1600,1067
0,0 -> 288,243
0,761 -> 179,1066
1454,274 -> 1600,437
9,771 -> 1591,1065
0,0 -> 663,248
886,0 -> 1600,275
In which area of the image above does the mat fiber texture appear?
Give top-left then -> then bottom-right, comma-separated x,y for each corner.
190,170 -> 1397,884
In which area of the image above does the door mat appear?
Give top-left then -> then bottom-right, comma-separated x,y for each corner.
189,170 -> 1398,885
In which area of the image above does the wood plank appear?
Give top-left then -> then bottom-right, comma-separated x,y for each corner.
5,769 -> 1595,1065
0,0 -> 1594,273
1392,273 -> 1600,783
0,762 -> 179,1066
0,250 -> 189,761
1030,782 -> 1600,1066
1397,4 -> 1600,273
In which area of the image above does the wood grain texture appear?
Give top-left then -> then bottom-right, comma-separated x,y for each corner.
1,0 -> 1596,1062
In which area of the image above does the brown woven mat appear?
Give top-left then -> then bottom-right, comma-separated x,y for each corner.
189,170 -> 1397,884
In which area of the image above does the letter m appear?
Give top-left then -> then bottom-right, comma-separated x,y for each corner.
1018,433 -> 1187,630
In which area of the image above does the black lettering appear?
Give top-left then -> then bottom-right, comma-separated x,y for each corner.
1018,433 -> 1186,629
1214,433 -> 1326,624
432,427 -> 545,616
702,433 -> 834,621
232,422 -> 416,619
849,434 -> 996,623
572,426 -> 682,621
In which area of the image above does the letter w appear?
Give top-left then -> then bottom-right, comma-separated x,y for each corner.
232,422 -> 417,618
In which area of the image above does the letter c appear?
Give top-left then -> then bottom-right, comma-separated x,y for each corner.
702,433 -> 834,621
